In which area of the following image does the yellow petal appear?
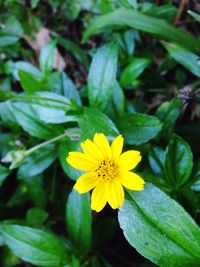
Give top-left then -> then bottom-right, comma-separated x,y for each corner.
91,182 -> 107,212
66,152 -> 96,171
107,180 -> 124,209
93,133 -> 112,159
81,139 -> 104,161
118,150 -> 142,170
111,135 -> 124,161
119,171 -> 145,190
74,172 -> 100,193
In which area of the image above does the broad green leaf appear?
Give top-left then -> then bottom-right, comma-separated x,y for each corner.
118,183 -> 200,266
18,144 -> 57,178
188,10 -> 200,23
120,58 -> 150,87
0,101 -> 18,125
117,113 -> 162,145
9,101 -> 63,139
0,225 -> 70,266
0,164 -> 10,186
66,190 -> 92,253
83,8 -> 200,53
39,41 -> 56,75
148,146 -> 165,176
28,92 -> 77,124
163,42 -> 200,77
88,43 -> 118,111
59,140 -> 83,181
164,134 -> 193,187
78,107 -> 119,139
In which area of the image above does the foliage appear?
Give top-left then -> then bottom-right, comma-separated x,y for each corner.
0,0 -> 200,266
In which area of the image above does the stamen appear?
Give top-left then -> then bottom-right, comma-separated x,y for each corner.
96,160 -> 118,181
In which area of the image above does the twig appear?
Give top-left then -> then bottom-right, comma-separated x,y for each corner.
173,0 -> 189,25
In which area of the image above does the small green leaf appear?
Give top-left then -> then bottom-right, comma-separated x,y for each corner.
188,10 -> 200,23
163,42 -> 200,77
88,43 -> 118,110
118,183 -> 200,266
18,70 -> 49,93
156,98 -> 182,139
0,225 -> 70,266
23,174 -> 47,208
0,164 -> 11,186
26,207 -> 48,227
57,37 -> 89,69
164,134 -> 193,187
83,8 -> 200,53
78,107 -> 119,139
39,41 -> 56,75
18,144 -> 57,178
120,58 -> 150,87
117,113 -> 162,145
66,190 -> 92,253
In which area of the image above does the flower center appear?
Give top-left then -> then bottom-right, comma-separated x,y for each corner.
96,160 -> 118,181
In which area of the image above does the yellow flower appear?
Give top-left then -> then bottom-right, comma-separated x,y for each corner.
66,133 -> 145,212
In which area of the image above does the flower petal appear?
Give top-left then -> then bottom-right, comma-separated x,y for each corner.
74,172 -> 100,193
81,139 -> 104,161
118,150 -> 142,170
111,135 -> 124,161
93,133 -> 112,159
107,180 -> 124,209
66,152 -> 96,171
119,171 -> 145,190
91,182 -> 107,212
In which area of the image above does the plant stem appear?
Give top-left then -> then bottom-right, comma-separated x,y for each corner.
26,130 -> 79,156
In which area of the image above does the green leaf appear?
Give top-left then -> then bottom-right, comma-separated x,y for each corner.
78,107 -> 119,139
14,61 -> 42,80
120,58 -> 150,87
23,174 -> 47,208
57,37 -> 89,69
18,144 -> 57,178
163,42 -> 200,77
0,30 -> 19,46
88,43 -> 118,110
56,72 -> 81,105
9,101 -> 63,139
148,146 -> 165,176
156,98 -> 182,139
0,225 -> 70,266
118,183 -> 200,266
26,207 -> 48,227
83,8 -> 200,53
39,41 -> 56,75
18,70 -> 49,93
164,134 -> 193,187
188,10 -> 200,23
66,190 -> 92,253
0,164 -> 11,186
59,140 -> 83,181
28,92 -> 77,124
117,113 -> 162,145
